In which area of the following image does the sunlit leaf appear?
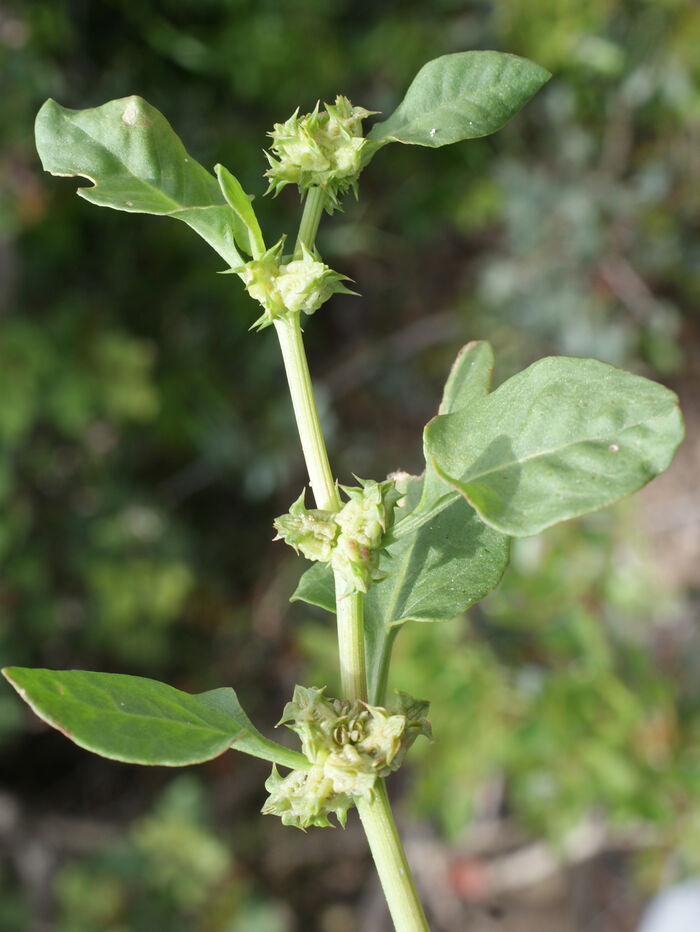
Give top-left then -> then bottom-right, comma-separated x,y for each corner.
426,355 -> 684,536
3,667 -> 308,769
35,96 -> 245,267
369,51 -> 550,148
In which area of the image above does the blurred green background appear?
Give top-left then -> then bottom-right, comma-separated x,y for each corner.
0,1 -> 698,929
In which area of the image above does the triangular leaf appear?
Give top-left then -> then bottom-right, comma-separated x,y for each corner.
3,667 -> 308,769
425,356 -> 684,537
35,97 -> 245,268
369,51 -> 550,148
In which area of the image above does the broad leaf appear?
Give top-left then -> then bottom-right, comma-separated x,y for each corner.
426,356 -> 684,537
293,474 -> 510,704
369,51 -> 550,148
2,667 -> 308,769
35,97 -> 245,268
215,163 -> 265,259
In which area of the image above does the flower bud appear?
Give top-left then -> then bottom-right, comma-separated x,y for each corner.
274,479 -> 401,597
277,244 -> 352,316
237,239 -> 351,330
332,478 -> 402,597
265,96 -> 376,212
262,763 -> 354,830
273,491 -> 338,563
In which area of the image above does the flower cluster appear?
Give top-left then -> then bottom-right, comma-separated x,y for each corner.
262,686 -> 431,830
264,96 -> 376,212
237,239 -> 351,330
274,477 -> 401,597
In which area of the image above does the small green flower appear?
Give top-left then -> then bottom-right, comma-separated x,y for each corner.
237,239 -> 351,330
273,491 -> 338,563
332,478 -> 402,597
262,763 -> 354,830
274,478 -> 401,597
236,239 -> 287,327
265,96 -> 376,212
262,686 -> 431,830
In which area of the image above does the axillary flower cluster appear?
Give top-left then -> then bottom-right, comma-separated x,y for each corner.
264,95 -> 375,209
263,686 -> 431,829
274,477 -> 401,597
237,238 -> 353,331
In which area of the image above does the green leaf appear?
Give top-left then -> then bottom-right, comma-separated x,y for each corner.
292,562 -> 335,615
35,97 -> 245,268
438,340 -> 495,414
214,163 -> 265,259
293,474 -> 509,703
368,51 -> 550,148
425,356 -> 684,537
2,667 -> 308,769
293,341 -> 512,703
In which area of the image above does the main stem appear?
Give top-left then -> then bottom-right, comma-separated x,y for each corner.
274,314 -> 339,513
357,782 -> 430,932
273,189 -> 430,931
274,312 -> 367,700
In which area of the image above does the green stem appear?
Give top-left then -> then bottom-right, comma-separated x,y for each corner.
357,781 -> 430,932
248,739 -> 312,772
274,314 -> 339,513
337,592 -> 367,702
272,313 -> 368,697
293,187 -> 325,259
368,625 -> 400,706
274,187 -> 429,931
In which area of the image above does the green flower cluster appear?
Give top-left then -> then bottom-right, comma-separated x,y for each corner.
237,239 -> 351,330
274,478 -> 401,596
264,96 -> 376,211
262,686 -> 431,830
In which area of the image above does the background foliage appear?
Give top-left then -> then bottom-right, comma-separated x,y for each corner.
1,1 -> 698,928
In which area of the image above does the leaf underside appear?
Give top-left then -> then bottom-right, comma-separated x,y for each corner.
215,163 -> 265,259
